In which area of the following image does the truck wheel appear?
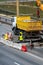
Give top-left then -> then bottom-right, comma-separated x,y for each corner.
12,27 -> 17,35
23,32 -> 27,39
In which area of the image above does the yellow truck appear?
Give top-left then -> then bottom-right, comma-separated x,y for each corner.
12,16 -> 42,38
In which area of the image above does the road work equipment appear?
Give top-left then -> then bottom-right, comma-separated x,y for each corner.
21,45 -> 27,52
12,0 -> 43,41
12,16 -> 42,39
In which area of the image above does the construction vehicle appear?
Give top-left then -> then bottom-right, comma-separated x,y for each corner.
12,16 -> 42,39
12,0 -> 43,40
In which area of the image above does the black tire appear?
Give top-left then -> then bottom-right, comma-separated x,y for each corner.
23,31 -> 27,39
12,27 -> 17,35
12,27 -> 14,31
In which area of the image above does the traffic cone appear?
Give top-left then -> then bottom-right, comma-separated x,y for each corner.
21,45 -> 27,52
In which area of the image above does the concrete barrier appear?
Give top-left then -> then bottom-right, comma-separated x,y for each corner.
0,38 -> 27,52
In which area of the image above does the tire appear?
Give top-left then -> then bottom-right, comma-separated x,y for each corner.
12,27 -> 17,35
23,31 -> 27,39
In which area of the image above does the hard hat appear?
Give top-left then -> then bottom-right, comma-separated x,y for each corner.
20,32 -> 23,34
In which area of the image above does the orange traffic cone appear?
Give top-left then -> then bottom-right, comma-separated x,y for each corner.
21,45 -> 27,52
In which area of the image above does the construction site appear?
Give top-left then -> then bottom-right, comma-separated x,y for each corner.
0,0 -> 43,65
0,0 -> 43,51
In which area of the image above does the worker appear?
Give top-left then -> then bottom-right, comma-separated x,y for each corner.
4,32 -> 9,40
30,40 -> 34,50
8,32 -> 13,41
18,32 -> 24,43
36,7 -> 40,19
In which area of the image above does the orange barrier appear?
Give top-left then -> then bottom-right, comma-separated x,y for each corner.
36,0 -> 43,11
21,45 -> 27,52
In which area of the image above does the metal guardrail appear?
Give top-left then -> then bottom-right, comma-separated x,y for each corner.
0,21 -> 12,25
0,8 -> 16,15
31,16 -> 43,21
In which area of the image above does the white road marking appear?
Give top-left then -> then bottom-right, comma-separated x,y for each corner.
14,62 -> 20,65
34,47 -> 43,48
26,52 -> 43,61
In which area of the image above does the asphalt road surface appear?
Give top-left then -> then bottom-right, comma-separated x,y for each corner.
0,43 -> 43,65
0,23 -> 43,65
28,47 -> 43,58
0,23 -> 18,42
0,22 -> 12,37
